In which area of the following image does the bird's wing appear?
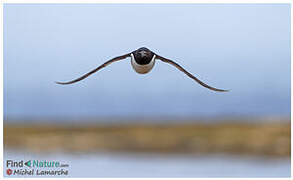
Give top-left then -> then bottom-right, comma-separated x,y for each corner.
56,53 -> 131,85
155,54 -> 228,92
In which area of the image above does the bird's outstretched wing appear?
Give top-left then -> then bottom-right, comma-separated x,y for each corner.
155,55 -> 229,92
56,53 -> 131,85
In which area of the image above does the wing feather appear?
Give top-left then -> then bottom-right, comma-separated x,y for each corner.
156,55 -> 229,92
56,53 -> 131,85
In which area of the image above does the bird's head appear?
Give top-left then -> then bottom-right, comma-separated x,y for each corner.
133,47 -> 155,65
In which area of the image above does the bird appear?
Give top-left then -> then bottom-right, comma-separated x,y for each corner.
56,47 -> 228,92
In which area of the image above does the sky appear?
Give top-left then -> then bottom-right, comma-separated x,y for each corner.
4,4 -> 291,122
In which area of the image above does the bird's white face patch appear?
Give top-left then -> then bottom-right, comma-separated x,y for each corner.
131,53 -> 156,74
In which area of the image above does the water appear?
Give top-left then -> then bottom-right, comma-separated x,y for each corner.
4,150 -> 290,177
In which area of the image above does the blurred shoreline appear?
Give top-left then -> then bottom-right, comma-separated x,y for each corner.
4,118 -> 290,157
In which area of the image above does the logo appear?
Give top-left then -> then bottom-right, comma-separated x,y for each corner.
25,160 -> 31,167
6,159 -> 69,176
6,169 -> 12,175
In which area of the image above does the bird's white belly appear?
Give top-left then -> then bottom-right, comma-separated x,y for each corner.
131,54 -> 156,74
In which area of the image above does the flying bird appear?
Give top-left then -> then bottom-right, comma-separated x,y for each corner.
56,47 -> 228,92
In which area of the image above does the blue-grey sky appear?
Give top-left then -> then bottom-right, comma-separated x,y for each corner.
4,4 -> 291,121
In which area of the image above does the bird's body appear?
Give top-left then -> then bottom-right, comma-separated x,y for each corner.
131,47 -> 156,74
56,47 -> 228,92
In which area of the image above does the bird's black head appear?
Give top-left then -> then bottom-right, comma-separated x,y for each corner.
133,47 -> 155,65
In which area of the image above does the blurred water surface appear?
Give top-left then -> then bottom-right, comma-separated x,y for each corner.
4,150 -> 290,177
